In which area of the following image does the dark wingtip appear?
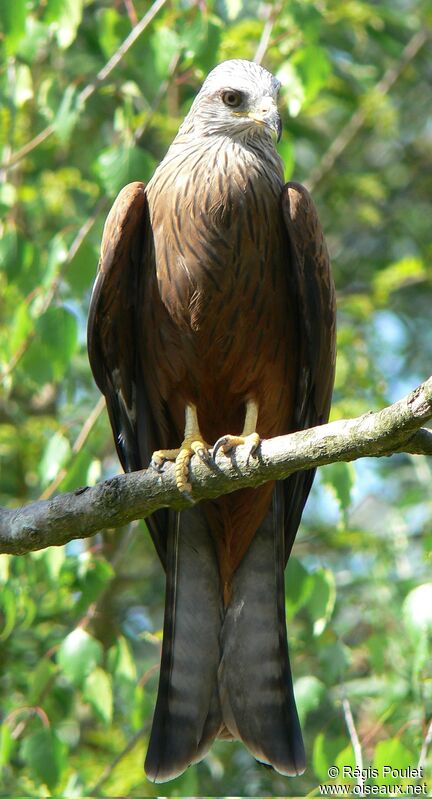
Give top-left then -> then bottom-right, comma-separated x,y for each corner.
144,754 -> 188,784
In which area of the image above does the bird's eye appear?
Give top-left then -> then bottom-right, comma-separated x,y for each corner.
221,90 -> 243,108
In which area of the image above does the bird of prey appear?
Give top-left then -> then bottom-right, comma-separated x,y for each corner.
88,58 -> 336,783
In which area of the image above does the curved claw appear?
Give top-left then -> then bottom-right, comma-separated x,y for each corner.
212,436 -> 232,461
150,457 -> 165,473
196,446 -> 211,465
247,435 -> 260,460
212,432 -> 260,463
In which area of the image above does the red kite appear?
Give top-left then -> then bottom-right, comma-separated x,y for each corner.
88,58 -> 336,782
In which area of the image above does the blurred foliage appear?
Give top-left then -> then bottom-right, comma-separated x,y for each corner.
0,0 -> 431,795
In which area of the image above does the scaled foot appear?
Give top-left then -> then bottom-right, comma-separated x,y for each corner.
151,404 -> 210,496
212,398 -> 260,463
212,432 -> 260,462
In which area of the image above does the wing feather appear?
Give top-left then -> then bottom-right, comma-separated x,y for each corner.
87,181 -> 148,472
281,181 -> 336,560
88,181 -> 173,566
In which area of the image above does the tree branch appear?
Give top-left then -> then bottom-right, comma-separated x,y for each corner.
1,377 -> 432,556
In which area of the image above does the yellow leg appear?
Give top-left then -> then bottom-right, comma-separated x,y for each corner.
151,404 -> 210,495
212,399 -> 260,461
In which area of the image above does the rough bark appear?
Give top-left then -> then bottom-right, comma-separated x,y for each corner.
1,377 -> 431,556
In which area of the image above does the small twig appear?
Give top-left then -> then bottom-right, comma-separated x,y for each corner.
66,196 -> 108,264
0,124 -> 56,173
306,29 -> 429,192
132,50 -> 181,143
0,0 -> 168,172
39,395 -> 106,501
123,0 -> 138,26
7,706 -> 50,739
418,717 -> 432,772
89,725 -> 147,794
254,2 -> 283,65
138,663 -> 160,688
78,0 -> 168,105
342,697 -> 364,792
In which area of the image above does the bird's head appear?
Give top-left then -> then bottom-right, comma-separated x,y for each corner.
180,59 -> 282,144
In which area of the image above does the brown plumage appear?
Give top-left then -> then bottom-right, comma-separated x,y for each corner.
88,59 -> 336,782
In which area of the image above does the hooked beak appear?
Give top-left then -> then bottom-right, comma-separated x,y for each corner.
269,110 -> 282,143
246,99 -> 282,142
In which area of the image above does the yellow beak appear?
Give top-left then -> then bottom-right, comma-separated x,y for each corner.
246,99 -> 282,142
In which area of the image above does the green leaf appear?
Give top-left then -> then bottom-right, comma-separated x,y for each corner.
0,586 -> 17,641
373,256 -> 426,304
109,636 -> 137,684
75,558 -> 115,614
292,45 -> 331,104
276,62 -> 305,117
294,675 -> 325,726
39,431 -> 71,485
83,667 -> 113,724
54,85 -> 82,143
307,568 -> 336,636
97,8 -> 126,59
44,0 -> 84,49
94,144 -> 156,197
10,301 -> 33,354
43,546 -> 66,581
0,0 -> 26,55
335,743 -> 356,782
367,633 -> 387,672
319,641 -> 351,684
178,14 -> 221,65
68,239 -> 100,293
0,183 -> 17,213
150,27 -> 180,80
313,732 -> 347,782
372,738 -> 414,784
16,17 -> 52,62
21,728 -> 66,791
0,722 -> 13,770
29,658 -> 57,704
42,234 -> 68,288
277,138 -> 295,181
57,448 -> 93,494
285,556 -> 313,619
57,628 -> 103,686
0,555 -> 9,584
20,306 -> 78,385
402,584 -> 432,640
402,584 -> 432,681
14,64 -> 33,107
321,461 -> 355,527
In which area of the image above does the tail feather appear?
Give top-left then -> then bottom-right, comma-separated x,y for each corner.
145,507 -> 223,783
145,485 -> 305,782
218,484 -> 305,776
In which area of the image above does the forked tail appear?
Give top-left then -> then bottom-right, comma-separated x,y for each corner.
145,488 -> 304,782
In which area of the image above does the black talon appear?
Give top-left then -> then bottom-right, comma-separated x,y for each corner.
212,436 -> 230,461
180,489 -> 195,504
196,447 -> 211,465
151,458 -> 165,473
246,443 -> 259,465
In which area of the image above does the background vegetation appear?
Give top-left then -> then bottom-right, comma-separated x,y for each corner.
0,0 -> 431,795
